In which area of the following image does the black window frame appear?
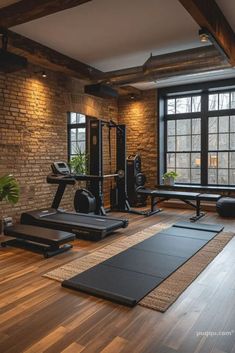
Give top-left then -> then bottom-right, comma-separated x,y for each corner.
158,77 -> 235,187
67,112 -> 87,161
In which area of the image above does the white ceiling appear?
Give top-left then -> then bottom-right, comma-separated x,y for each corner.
216,0 -> 235,32
11,0 -> 204,72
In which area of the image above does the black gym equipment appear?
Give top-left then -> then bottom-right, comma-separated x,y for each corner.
137,188 -> 222,221
3,224 -> 75,258
87,119 -> 149,216
62,222 -> 223,306
21,209 -> 128,241
74,189 -> 96,214
216,197 -> 235,217
126,154 -> 147,207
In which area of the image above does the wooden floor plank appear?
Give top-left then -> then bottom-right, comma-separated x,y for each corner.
0,209 -> 235,353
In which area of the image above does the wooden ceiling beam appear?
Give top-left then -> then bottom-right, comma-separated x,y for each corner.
178,0 -> 235,65
6,30 -> 101,79
0,0 -> 92,28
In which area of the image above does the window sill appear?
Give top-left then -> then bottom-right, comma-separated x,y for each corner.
157,184 -> 235,193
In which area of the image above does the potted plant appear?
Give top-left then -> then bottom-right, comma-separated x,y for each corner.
0,174 -> 19,234
162,171 -> 178,186
69,146 -> 88,175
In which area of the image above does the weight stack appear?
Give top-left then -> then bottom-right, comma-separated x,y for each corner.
126,154 -> 147,207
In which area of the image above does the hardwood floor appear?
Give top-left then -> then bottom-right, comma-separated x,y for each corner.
0,208 -> 235,353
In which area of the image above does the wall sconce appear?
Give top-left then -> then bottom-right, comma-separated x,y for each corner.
199,29 -> 210,43
198,28 -> 229,61
34,70 -> 47,78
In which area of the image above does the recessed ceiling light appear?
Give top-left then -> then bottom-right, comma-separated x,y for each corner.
199,28 -> 210,43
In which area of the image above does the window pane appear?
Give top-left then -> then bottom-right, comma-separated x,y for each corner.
77,128 -> 86,141
176,153 -> 190,168
70,112 -> 77,123
208,152 -> 218,168
208,169 -> 217,184
191,169 -> 200,183
231,92 -> 235,109
176,169 -> 190,183
176,119 -> 191,135
219,93 -> 230,110
209,94 -> 218,111
219,116 -> 229,133
176,97 -> 191,114
176,135 -> 191,151
230,152 -> 235,168
209,134 -> 217,150
166,153 -> 175,168
230,133 -> 235,149
219,133 -> 229,150
192,118 -> 201,134
77,114 -> 86,124
167,99 -> 175,114
192,135 -> 200,151
218,152 -> 228,168
78,141 -> 86,153
71,142 -> 78,154
218,169 -> 228,184
70,128 -> 77,141
167,136 -> 175,151
209,117 -> 218,133
191,153 -> 201,168
192,96 -> 201,112
230,116 -> 235,132
229,169 -> 235,184
167,120 -> 175,135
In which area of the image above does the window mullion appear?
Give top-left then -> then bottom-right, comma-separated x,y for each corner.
201,92 -> 208,186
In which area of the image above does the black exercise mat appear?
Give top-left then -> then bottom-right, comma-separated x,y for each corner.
160,227 -> 217,241
62,264 -> 162,306
133,233 -> 206,258
173,221 -> 224,233
62,223 -> 222,306
105,248 -> 186,278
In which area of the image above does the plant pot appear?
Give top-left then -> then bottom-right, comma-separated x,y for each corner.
164,177 -> 175,186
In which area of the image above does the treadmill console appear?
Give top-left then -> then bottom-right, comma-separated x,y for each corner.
51,161 -> 71,175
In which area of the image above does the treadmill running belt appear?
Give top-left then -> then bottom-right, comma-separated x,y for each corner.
62,222 -> 222,306
45,213 -> 124,231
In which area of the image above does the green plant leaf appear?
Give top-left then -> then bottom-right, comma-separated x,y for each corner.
69,146 -> 88,175
0,175 -> 20,204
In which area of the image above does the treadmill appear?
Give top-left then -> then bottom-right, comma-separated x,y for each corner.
21,162 -> 128,241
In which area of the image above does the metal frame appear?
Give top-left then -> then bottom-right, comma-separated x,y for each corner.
158,78 -> 235,188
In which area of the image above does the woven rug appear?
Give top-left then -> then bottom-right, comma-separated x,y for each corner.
44,223 -> 234,312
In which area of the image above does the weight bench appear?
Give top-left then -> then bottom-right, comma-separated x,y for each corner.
2,224 -> 75,258
137,189 -> 222,221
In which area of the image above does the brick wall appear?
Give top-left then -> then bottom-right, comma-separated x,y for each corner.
0,65 -> 118,221
118,90 -> 158,188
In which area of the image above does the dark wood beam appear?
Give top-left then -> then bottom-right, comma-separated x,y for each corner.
0,0 -> 92,28
178,0 -> 235,65
7,30 -> 101,79
94,46 -> 230,86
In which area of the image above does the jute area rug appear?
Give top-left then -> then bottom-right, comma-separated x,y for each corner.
44,223 -> 234,312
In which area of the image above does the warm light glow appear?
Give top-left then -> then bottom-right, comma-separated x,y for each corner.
209,155 -> 217,167
199,33 -> 209,43
195,158 -> 201,167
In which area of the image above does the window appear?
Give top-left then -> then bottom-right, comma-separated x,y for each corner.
161,82 -> 235,186
165,96 -> 201,184
67,112 -> 86,160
